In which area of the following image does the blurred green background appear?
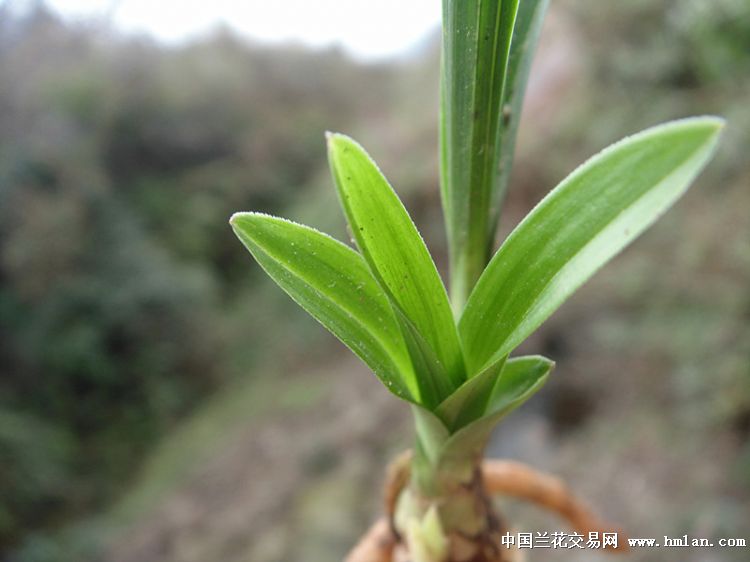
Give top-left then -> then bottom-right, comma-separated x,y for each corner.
0,1 -> 748,561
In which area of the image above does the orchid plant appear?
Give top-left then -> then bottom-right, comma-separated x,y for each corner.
230,1 -> 722,560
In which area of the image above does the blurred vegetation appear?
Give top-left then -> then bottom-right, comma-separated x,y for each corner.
0,1 -> 748,561
0,3 -> 399,554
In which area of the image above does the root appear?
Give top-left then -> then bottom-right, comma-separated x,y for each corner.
482,460 -> 629,553
383,449 -> 413,537
344,518 -> 397,562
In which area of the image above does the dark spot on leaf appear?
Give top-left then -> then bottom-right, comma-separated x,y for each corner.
502,104 -> 512,126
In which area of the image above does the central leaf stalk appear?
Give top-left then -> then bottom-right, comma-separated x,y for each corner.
392,411 -> 514,562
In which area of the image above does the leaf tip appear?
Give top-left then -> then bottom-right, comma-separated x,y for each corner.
673,115 -> 726,144
676,115 -> 726,164
692,115 -> 726,138
326,131 -> 363,158
325,130 -> 345,145
531,355 -> 555,373
699,115 -> 726,129
229,211 -> 277,240
229,211 -> 259,229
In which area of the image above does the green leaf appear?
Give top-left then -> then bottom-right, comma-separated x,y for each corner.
491,0 -> 549,232
410,356 -> 552,491
327,133 -> 465,397
440,0 -> 520,309
230,212 -> 418,402
439,355 -> 553,468
396,309 -> 455,409
460,117 -> 724,374
484,355 -> 553,418
435,356 -> 507,431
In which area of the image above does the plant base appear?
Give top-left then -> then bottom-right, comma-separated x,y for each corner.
394,462 -> 515,562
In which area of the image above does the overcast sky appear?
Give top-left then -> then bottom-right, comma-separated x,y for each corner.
43,0 -> 442,60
